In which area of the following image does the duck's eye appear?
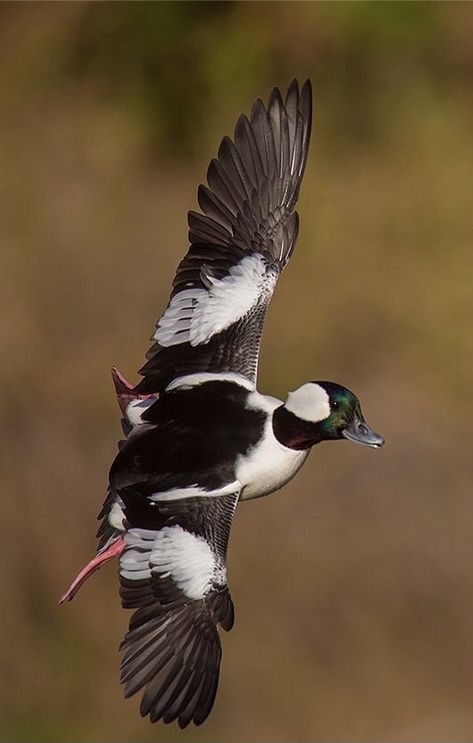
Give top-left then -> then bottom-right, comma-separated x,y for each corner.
332,400 -> 339,410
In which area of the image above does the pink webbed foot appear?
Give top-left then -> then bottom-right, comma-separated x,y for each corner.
111,367 -> 155,418
59,536 -> 125,604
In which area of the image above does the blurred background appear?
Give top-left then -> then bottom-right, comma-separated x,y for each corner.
1,1 -> 473,740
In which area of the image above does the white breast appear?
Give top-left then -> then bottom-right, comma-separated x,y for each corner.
236,392 -> 309,501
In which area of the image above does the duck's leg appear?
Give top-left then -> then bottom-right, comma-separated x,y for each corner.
112,366 -> 155,416
59,536 -> 125,604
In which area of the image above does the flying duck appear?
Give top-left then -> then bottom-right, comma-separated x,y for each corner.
60,79 -> 384,728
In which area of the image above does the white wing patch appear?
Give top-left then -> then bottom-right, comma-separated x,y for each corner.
121,526 -> 226,600
121,528 -> 155,581
151,526 -> 218,600
154,254 -> 277,348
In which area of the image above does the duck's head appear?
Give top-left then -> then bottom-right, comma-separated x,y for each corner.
274,381 -> 385,451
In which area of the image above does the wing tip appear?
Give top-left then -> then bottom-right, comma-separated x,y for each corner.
138,77 -> 314,394
121,597 -> 227,728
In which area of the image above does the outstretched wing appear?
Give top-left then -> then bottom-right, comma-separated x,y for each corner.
137,79 -> 312,393
118,482 -> 240,728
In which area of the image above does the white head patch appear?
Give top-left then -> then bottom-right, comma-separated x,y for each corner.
285,382 -> 331,423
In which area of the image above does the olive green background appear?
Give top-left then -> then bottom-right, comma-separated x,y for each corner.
2,2 -> 473,740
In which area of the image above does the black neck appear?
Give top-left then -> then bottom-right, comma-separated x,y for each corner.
272,405 -> 324,450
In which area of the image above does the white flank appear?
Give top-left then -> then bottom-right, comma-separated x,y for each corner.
150,481 -> 240,503
108,500 -> 126,530
151,526 -> 218,600
166,371 -> 254,392
154,254 -> 276,347
237,391 -> 309,501
285,382 -> 331,423
125,397 -> 156,425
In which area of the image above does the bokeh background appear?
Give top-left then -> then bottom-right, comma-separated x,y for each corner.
2,2 -> 473,741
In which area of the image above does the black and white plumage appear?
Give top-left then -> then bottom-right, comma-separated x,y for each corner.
137,78 -> 312,393
61,80 -> 384,729
118,488 -> 238,726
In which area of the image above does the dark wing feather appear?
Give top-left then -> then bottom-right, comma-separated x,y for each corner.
118,485 -> 239,728
137,79 -> 312,393
96,487 -> 117,550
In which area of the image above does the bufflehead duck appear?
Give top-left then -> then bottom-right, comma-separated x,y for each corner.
61,80 -> 384,727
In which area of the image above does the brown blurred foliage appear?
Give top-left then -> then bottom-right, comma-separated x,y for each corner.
1,2 -> 473,741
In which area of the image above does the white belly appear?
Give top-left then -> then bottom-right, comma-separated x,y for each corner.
236,393 -> 309,501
